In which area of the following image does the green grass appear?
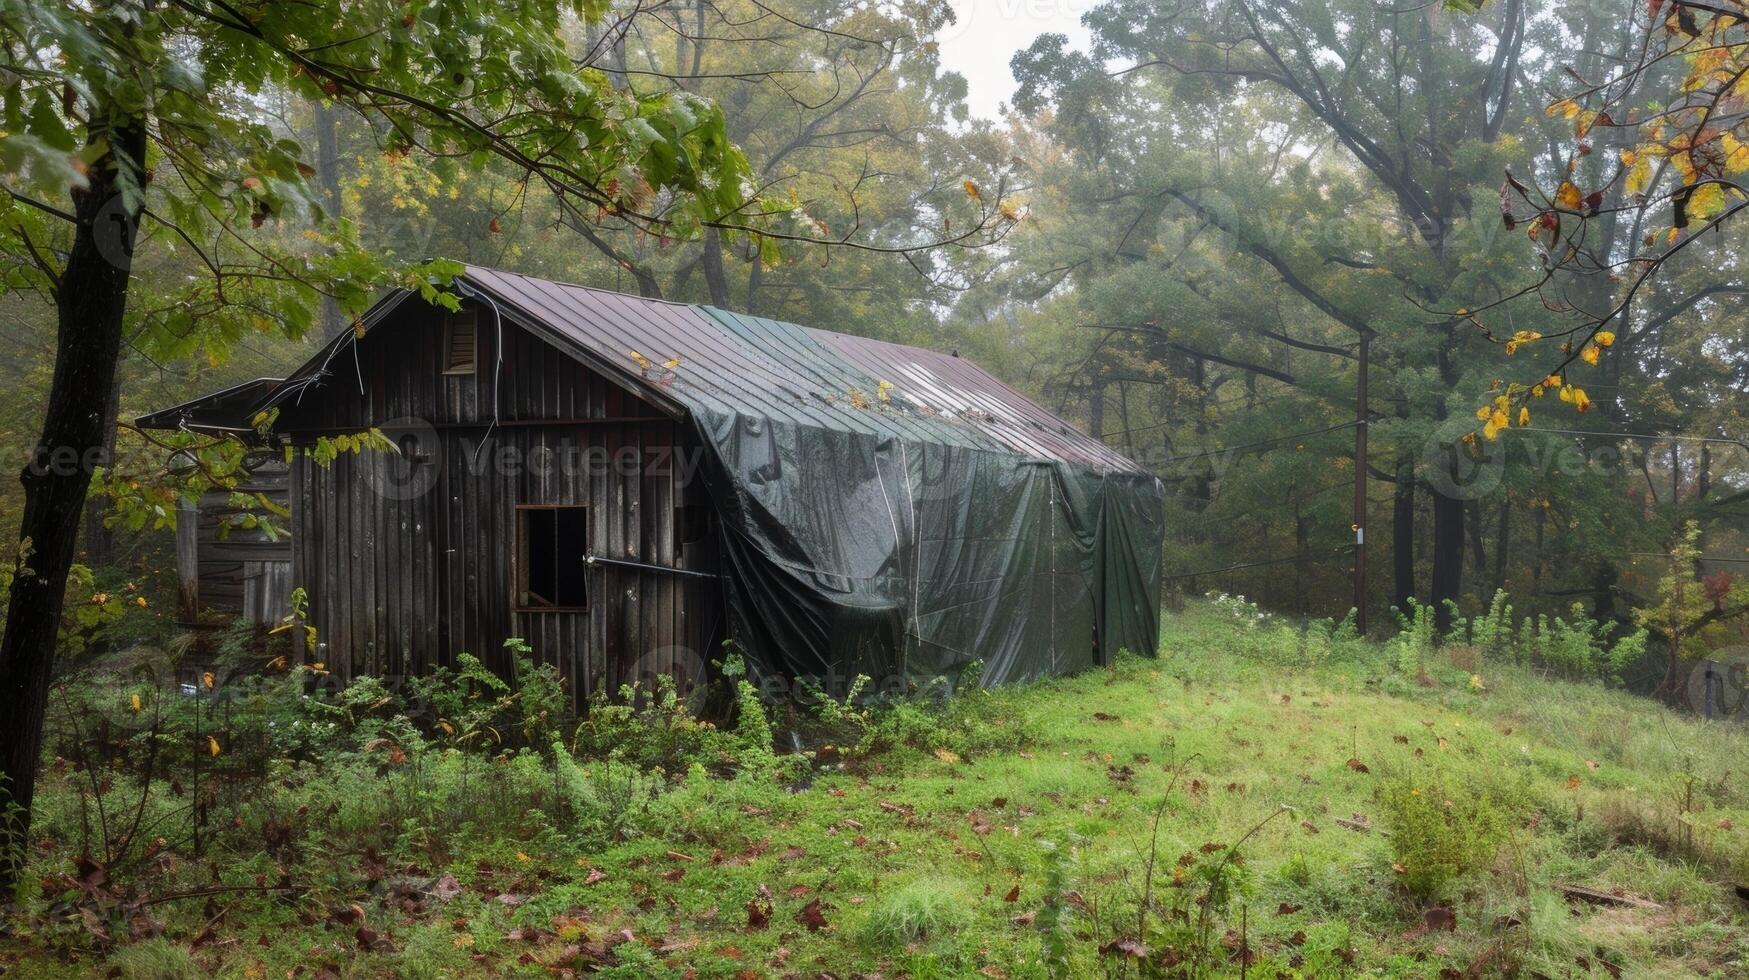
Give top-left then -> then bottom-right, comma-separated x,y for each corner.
5,603 -> 1749,977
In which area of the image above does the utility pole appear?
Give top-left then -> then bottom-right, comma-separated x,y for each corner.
1352,334 -> 1370,634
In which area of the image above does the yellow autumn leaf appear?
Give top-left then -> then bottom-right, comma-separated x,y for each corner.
1518,407 -> 1530,427
130,693 -> 142,713
207,736 -> 222,757
1673,150 -> 1697,184
1626,155 -> 1654,196
1688,181 -> 1726,221
963,179 -> 980,200
516,851 -> 531,863
202,671 -> 215,690
1723,132 -> 1749,174
1475,405 -> 1492,422
1555,181 -> 1583,210
1483,410 -> 1507,440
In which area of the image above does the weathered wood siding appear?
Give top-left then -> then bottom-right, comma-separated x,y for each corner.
177,466 -> 293,624
278,299 -> 721,700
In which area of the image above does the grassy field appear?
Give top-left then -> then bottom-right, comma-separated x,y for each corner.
4,603 -> 1749,977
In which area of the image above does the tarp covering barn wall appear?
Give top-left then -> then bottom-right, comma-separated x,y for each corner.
686,306 -> 1164,689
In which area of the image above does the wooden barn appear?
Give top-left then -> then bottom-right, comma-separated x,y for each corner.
139,266 -> 1165,701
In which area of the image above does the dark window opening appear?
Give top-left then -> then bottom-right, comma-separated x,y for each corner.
517,506 -> 587,609
677,503 -> 712,544
443,310 -> 477,374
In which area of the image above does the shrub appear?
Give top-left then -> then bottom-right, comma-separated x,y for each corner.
1392,599 -> 1437,676
1471,589 -> 1516,662
1426,591 -> 1644,684
571,674 -> 740,778
549,740 -> 661,842
849,666 -> 1033,761
1376,769 -> 1513,900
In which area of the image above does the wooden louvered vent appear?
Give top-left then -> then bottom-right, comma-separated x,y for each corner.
443,310 -> 476,374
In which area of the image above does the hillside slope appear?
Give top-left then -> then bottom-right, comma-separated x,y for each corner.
5,605 -> 1748,978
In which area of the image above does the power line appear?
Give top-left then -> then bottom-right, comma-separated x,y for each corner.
1163,547 -> 1353,581
1156,420 -> 1362,466
1517,426 -> 1747,448
1625,553 -> 1749,564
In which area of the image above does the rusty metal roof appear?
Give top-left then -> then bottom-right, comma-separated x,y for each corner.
141,265 -> 1143,475
459,266 -> 1142,473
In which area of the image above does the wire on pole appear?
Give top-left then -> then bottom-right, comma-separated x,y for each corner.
1155,419 -> 1363,466
1163,547 -> 1354,582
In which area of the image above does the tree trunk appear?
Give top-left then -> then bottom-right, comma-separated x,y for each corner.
1658,559 -> 1687,702
1492,497 -> 1510,594
1088,377 -> 1105,439
1392,459 -> 1415,612
0,118 -> 148,888
1294,505 -> 1310,617
745,257 -> 762,316
1430,487 -> 1464,634
1464,498 -> 1487,580
314,101 -> 348,339
80,373 -> 124,564
700,227 -> 732,309
1531,505 -> 1545,599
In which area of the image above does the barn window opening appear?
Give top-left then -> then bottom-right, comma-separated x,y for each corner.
516,506 -> 587,609
677,503 -> 711,544
443,310 -> 477,374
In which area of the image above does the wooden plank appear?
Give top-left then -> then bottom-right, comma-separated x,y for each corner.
1556,883 -> 1663,911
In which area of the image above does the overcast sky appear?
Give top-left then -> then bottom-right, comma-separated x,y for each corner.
934,0 -> 1094,120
